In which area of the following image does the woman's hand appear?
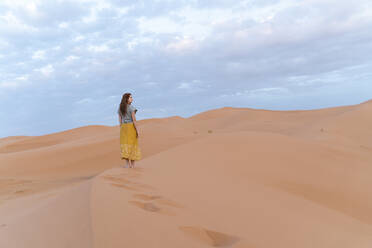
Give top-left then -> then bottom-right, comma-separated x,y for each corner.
134,123 -> 139,138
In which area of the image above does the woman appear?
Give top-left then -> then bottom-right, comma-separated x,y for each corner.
118,93 -> 141,168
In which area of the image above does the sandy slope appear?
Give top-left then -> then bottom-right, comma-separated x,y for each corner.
0,100 -> 372,247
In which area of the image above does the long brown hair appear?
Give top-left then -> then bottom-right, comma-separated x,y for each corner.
119,93 -> 131,116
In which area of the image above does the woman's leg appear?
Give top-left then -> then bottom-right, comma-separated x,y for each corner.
130,160 -> 135,168
122,158 -> 130,168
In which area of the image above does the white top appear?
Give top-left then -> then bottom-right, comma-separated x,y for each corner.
118,104 -> 137,123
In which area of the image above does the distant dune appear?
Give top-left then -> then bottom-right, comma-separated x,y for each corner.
1,100 -> 372,248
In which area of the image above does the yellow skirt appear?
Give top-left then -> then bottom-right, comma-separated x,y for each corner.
120,123 -> 141,160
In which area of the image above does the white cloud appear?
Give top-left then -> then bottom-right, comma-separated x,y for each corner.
165,36 -> 198,53
143,82 -> 158,87
32,50 -> 46,60
137,16 -> 182,34
76,98 -> 93,104
81,0 -> 112,24
64,55 -> 80,63
221,87 -> 291,98
74,35 -> 85,42
0,39 -> 9,48
0,0 -> 41,17
58,22 -> 69,28
0,81 -> 19,89
88,44 -> 110,52
250,87 -> 290,94
127,36 -> 155,51
178,82 -> 190,89
15,75 -> 29,81
0,11 -> 38,33
176,79 -> 208,93
34,64 -> 54,77
116,6 -> 132,15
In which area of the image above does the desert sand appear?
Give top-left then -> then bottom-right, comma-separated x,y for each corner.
1,99 -> 372,248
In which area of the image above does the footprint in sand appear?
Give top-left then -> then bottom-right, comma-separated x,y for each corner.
179,226 -> 239,247
102,175 -> 132,184
128,200 -> 175,216
110,183 -> 141,192
154,198 -> 184,208
132,194 -> 185,209
102,175 -> 155,191
129,201 -> 160,212
104,176 -> 183,215
14,189 -> 30,194
132,193 -> 162,201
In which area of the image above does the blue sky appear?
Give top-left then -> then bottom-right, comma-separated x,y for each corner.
1,0 -> 372,137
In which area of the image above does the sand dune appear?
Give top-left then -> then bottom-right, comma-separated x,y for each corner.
1,100 -> 372,247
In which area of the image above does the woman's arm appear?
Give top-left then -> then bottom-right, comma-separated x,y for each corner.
131,111 -> 138,137
118,114 -> 122,125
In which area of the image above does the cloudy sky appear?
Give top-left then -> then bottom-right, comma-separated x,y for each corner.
1,0 -> 372,137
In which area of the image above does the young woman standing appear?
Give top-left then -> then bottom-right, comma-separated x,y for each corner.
118,93 -> 141,168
